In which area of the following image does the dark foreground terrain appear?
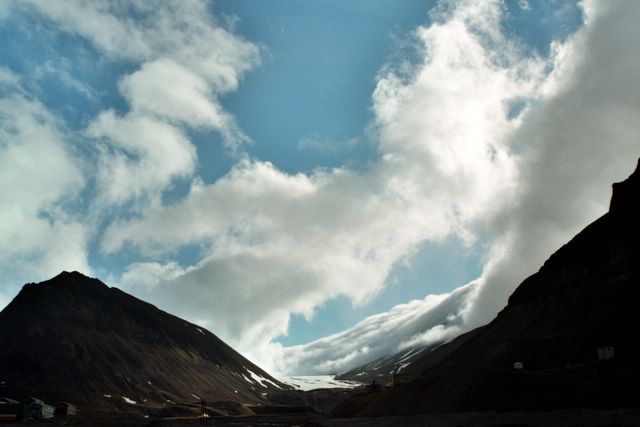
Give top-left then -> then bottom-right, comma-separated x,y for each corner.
4,409 -> 640,427
317,409 -> 640,427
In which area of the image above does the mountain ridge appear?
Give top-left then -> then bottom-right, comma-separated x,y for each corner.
0,270 -> 290,415
332,157 -> 640,416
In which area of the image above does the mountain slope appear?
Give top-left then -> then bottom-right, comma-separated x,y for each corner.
335,283 -> 476,386
0,271 -> 288,414
335,158 -> 640,416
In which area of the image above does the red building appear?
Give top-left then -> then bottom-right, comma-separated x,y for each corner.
55,402 -> 77,417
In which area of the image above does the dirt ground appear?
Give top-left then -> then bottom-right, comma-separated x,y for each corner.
3,409 -> 640,427
0,414 -> 313,427
313,409 -> 640,427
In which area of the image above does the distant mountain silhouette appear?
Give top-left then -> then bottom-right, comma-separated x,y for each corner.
336,286 -> 475,387
0,271 -> 289,415
333,158 -> 640,416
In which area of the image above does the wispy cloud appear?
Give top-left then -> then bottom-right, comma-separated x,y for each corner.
32,60 -> 98,101
0,0 -> 259,288
0,68 -> 90,282
297,133 -> 362,155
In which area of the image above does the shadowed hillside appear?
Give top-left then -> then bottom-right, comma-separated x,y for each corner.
333,158 -> 640,416
0,271 -> 290,415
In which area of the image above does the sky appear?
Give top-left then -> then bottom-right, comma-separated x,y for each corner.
0,0 -> 639,376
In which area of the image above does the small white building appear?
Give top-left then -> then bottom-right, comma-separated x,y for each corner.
513,362 -> 524,370
597,346 -> 615,361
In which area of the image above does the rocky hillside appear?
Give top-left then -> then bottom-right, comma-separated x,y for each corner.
334,158 -> 640,416
0,271 -> 289,415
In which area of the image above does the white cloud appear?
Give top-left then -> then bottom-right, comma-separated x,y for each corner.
284,0 -> 640,375
87,110 -> 197,206
107,160 -> 407,345
1,0 -> 259,296
0,66 -> 22,89
0,72 -> 90,284
518,0 -> 531,12
103,1 -> 548,371
0,2 -> 11,22
19,0 -> 259,72
21,0 -> 259,148
274,284 -> 475,376
119,58 -> 231,130
119,261 -> 187,292
10,0 -> 260,211
463,0 -> 640,326
0,292 -> 9,312
372,0 -> 545,236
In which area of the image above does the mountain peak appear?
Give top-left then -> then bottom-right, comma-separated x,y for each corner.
48,270 -> 107,286
55,270 -> 91,279
0,272 -> 288,415
7,270 -> 110,312
609,158 -> 640,215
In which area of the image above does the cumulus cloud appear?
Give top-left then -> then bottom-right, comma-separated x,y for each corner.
103,1 -> 550,371
464,0 -> 640,326
0,69 -> 90,284
372,0 -> 544,237
87,110 -> 197,206
109,160 -> 406,344
119,58 -> 232,130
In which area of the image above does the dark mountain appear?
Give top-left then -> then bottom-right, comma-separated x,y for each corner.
0,271 -> 289,415
337,285 -> 475,385
334,158 -> 640,416
336,345 -> 430,385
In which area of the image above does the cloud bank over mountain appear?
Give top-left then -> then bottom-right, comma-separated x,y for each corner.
276,284 -> 476,375
1,0 -> 639,375
275,0 -> 640,375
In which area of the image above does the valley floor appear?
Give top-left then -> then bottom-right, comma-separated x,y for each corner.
5,409 -> 640,427
315,409 -> 640,427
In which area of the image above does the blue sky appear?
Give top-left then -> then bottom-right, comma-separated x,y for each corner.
1,1 -> 639,375
216,0 -> 432,175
